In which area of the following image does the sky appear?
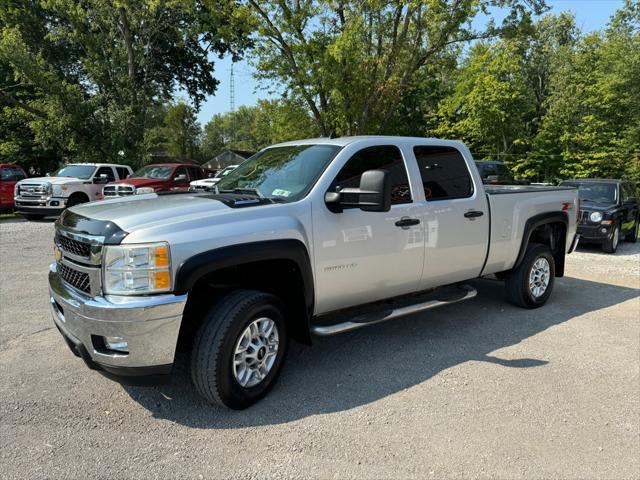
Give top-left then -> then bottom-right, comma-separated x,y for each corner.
195,0 -> 626,126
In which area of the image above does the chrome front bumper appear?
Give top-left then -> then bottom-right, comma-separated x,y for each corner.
48,262 -> 187,376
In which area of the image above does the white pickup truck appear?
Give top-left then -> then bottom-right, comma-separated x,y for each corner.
14,163 -> 132,220
48,137 -> 579,409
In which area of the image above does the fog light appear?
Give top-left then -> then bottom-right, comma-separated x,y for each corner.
51,201 -> 59,206
104,336 -> 129,353
600,228 -> 607,234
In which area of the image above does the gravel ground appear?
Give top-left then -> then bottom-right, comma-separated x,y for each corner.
1,218 -> 638,479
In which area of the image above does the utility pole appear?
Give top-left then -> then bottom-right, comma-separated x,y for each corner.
229,62 -> 235,147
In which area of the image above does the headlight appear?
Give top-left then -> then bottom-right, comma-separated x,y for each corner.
14,183 -> 19,196
102,242 -> 171,294
589,211 -> 603,223
136,187 -> 155,194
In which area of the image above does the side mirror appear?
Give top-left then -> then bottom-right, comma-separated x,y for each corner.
174,174 -> 187,182
325,169 -> 391,213
94,174 -> 109,184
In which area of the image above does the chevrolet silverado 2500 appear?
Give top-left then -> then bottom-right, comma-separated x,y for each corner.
48,137 -> 579,409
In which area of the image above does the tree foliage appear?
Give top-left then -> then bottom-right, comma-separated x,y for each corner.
248,0 -> 546,136
0,0 -> 251,167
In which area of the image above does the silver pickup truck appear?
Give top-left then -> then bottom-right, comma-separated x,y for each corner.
48,136 -> 579,409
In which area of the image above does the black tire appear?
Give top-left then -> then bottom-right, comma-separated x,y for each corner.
602,223 -> 620,253
21,213 -> 44,221
505,243 -> 555,309
66,196 -> 88,209
625,217 -> 638,243
191,289 -> 288,409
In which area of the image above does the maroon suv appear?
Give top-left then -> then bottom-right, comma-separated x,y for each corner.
103,163 -> 205,197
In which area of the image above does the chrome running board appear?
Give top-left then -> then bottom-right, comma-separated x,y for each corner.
311,284 -> 477,336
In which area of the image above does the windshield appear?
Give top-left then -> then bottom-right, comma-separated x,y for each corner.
1,167 -> 26,181
215,144 -> 341,202
53,165 -> 96,179
564,182 -> 618,205
131,165 -> 174,180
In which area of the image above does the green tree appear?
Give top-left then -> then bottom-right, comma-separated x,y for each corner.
0,0 -> 251,168
200,98 -> 319,159
430,41 -> 535,162
532,1 -> 640,182
248,0 -> 546,136
160,102 -> 201,162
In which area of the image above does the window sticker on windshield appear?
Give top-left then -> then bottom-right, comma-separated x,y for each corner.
272,189 -> 292,197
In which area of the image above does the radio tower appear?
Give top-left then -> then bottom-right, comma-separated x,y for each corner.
229,62 -> 235,145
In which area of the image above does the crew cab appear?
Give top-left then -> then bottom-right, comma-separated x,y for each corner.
103,163 -> 206,197
0,163 -> 27,212
560,179 -> 638,253
15,163 -> 132,220
48,137 -> 579,409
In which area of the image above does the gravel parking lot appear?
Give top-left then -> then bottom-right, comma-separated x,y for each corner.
1,218 -> 638,479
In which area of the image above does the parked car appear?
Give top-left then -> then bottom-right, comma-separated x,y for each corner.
103,163 -> 205,197
189,165 -> 239,192
474,160 -> 516,184
14,163 -> 132,220
560,179 -> 638,253
49,136 -> 579,409
0,163 -> 27,212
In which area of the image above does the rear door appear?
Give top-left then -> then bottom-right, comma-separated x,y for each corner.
412,145 -> 490,289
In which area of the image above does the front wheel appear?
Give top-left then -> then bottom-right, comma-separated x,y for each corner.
191,290 -> 288,409
504,243 -> 555,309
602,223 -> 620,253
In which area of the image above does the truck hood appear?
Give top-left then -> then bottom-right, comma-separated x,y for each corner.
19,176 -> 85,185
68,192 -> 269,233
108,178 -> 165,188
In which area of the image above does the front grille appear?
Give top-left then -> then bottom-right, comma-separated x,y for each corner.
58,262 -> 91,294
103,184 -> 135,197
192,185 -> 210,192
57,234 -> 91,258
580,210 -> 589,224
18,183 -> 48,198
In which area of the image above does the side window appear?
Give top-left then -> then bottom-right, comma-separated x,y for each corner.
174,167 -> 188,182
116,167 -> 129,180
95,166 -> 115,182
333,145 -> 412,206
414,146 -> 473,200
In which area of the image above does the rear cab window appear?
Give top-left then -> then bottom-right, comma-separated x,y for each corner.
332,145 -> 412,207
413,146 -> 473,200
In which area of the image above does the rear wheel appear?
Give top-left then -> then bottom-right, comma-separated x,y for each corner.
505,243 -> 555,309
191,290 -> 288,409
602,223 -> 620,253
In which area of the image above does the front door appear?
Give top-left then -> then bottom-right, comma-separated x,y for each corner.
312,145 -> 425,315
411,145 -> 490,289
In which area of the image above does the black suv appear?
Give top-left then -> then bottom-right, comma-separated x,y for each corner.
474,160 -> 515,185
560,179 -> 639,253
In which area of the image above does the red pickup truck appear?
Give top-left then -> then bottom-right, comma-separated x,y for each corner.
0,164 -> 27,211
102,163 -> 206,197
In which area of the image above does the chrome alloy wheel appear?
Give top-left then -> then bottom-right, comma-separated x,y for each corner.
529,257 -> 551,298
612,227 -> 619,249
232,317 -> 279,388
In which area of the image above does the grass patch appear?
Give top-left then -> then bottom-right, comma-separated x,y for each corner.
0,212 -> 18,220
